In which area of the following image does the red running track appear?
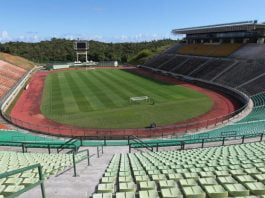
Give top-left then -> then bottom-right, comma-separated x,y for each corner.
10,68 -> 238,138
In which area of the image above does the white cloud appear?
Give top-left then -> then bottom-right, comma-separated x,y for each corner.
0,30 -> 11,43
0,30 -> 176,44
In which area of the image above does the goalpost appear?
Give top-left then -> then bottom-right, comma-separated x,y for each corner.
130,96 -> 151,104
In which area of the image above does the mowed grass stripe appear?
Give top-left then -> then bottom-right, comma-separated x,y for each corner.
75,71 -> 118,108
112,70 -> 184,100
95,70 -> 162,102
88,71 -> 133,105
98,70 -> 152,98
122,70 -> 196,98
50,74 -> 65,113
41,75 -> 53,113
64,72 -> 92,112
57,73 -> 103,112
100,70 -> 170,101
56,73 -> 81,114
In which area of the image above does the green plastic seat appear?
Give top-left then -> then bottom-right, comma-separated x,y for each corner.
254,174 -> 265,182
235,175 -> 256,183
0,178 -> 6,185
162,169 -> 175,174
97,183 -> 115,193
92,193 -> 112,198
245,182 -> 265,195
133,170 -> 146,176
119,182 -> 136,192
189,168 -> 202,173
22,177 -> 39,185
151,174 -> 167,182
182,186 -> 206,198
175,169 -> 188,174
179,179 -> 198,187
147,170 -> 161,175
120,172 -> 132,177
135,175 -> 150,183
230,170 -> 246,176
258,168 -> 265,173
115,192 -> 135,198
139,181 -> 156,191
2,185 -> 24,196
119,176 -> 133,183
217,176 -> 238,184
0,185 -> 6,194
104,172 -> 117,177
215,166 -> 229,171
199,172 -> 216,178
183,172 -> 199,180
241,164 -> 254,169
244,168 -> 260,176
159,180 -> 176,189
223,183 -> 249,197
101,176 -> 116,184
214,171 -> 230,177
198,178 -> 218,186
138,190 -> 158,198
204,185 -> 228,198
254,162 -> 265,168
167,173 -> 183,181
161,187 -> 183,198
4,177 -> 23,185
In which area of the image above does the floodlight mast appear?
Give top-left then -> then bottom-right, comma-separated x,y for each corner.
74,40 -> 89,63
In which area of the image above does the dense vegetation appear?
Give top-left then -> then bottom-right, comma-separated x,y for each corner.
0,39 -> 177,64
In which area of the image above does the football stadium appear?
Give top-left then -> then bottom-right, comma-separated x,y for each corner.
1,4 -> 265,197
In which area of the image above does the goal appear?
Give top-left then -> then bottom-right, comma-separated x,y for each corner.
130,96 -> 150,104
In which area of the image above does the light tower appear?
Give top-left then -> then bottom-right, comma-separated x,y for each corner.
74,40 -> 89,63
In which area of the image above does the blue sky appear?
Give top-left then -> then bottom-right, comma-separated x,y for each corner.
0,0 -> 264,43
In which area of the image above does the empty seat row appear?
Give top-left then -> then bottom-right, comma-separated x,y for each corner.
92,142 -> 265,197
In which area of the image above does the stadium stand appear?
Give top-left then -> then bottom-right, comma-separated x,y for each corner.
172,57 -> 208,75
231,43 -> 265,59
159,55 -> 189,71
180,91 -> 265,141
177,43 -> 242,57
214,60 -> 265,90
0,60 -> 28,99
143,43 -> 265,97
92,142 -> 265,197
239,74 -> 265,96
190,59 -> 235,81
144,54 -> 173,68
0,150 -> 87,197
0,52 -> 35,71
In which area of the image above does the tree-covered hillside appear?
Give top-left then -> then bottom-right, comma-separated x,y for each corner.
0,39 -> 177,64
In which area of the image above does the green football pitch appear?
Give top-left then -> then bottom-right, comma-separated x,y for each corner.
40,69 -> 213,128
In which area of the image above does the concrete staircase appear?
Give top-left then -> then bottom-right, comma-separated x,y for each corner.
20,146 -> 129,198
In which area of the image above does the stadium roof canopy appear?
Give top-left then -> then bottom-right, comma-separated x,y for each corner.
172,20 -> 265,35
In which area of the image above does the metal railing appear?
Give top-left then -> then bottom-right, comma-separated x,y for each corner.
129,132 -> 265,152
72,149 -> 90,177
0,140 -> 78,154
0,163 -> 45,198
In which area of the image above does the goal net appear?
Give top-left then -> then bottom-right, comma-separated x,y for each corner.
130,96 -> 150,104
